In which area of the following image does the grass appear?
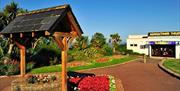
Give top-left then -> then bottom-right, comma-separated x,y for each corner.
163,59 -> 180,74
30,55 -> 136,74
30,65 -> 62,74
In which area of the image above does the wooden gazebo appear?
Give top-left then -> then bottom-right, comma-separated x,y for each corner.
0,4 -> 83,91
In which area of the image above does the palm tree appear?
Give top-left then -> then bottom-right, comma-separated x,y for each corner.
0,2 -> 27,55
0,1 -> 27,31
0,11 -> 8,31
0,2 -> 18,29
90,32 -> 106,49
73,36 -> 88,50
110,33 -> 121,53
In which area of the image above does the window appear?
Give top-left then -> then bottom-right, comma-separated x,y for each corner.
130,44 -> 133,46
140,45 -> 148,49
134,44 -> 137,46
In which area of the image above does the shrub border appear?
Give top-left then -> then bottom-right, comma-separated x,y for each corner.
158,59 -> 180,79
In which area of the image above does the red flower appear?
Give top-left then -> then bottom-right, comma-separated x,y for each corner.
96,58 -> 109,63
78,76 -> 109,91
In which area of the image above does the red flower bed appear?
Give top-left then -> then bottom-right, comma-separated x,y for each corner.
96,58 -> 109,63
69,76 -> 109,91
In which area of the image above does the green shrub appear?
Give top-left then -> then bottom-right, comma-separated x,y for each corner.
51,75 -> 57,81
49,57 -> 59,65
0,57 -> 20,76
125,50 -> 133,54
68,55 -> 74,62
72,50 -> 86,61
5,64 -> 19,75
0,65 -> 6,75
102,44 -> 113,56
118,45 -> 127,52
26,75 -> 38,84
0,46 -> 4,58
26,62 -> 35,72
83,47 -> 98,58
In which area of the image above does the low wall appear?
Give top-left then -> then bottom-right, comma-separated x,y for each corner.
11,78 -> 61,91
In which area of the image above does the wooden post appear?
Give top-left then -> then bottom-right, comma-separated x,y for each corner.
20,48 -> 26,76
61,37 -> 68,91
144,54 -> 146,63
14,41 -> 26,76
54,36 -> 68,91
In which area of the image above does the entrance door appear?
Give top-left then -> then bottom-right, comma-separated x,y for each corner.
151,45 -> 175,57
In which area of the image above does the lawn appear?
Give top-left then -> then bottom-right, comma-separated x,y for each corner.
30,55 -> 136,74
163,59 -> 180,74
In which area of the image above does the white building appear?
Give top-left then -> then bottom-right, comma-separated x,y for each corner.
127,31 -> 180,59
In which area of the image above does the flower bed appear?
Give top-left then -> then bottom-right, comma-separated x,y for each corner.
11,74 -> 61,91
26,74 -> 57,84
96,58 -> 110,63
68,75 -> 116,91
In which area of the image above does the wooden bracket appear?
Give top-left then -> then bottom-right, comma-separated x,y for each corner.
14,41 -> 25,50
14,40 -> 26,77
54,36 -> 64,50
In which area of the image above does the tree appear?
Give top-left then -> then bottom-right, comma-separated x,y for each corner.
73,36 -> 88,50
0,2 -> 28,55
0,11 -> 8,31
0,1 -> 27,31
90,32 -> 106,49
110,33 -> 121,53
3,2 -> 18,22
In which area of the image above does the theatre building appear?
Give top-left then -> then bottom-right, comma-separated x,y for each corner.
127,31 -> 180,59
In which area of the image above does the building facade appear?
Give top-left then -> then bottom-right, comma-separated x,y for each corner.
127,31 -> 180,59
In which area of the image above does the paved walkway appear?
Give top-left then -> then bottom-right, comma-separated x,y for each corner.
0,58 -> 180,91
0,76 -> 17,91
81,58 -> 180,91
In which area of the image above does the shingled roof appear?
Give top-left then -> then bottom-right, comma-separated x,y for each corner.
0,4 -> 83,35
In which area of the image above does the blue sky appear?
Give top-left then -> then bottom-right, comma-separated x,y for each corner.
0,0 -> 180,43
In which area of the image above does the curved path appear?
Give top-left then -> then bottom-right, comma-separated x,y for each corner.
81,58 -> 180,91
0,58 -> 180,91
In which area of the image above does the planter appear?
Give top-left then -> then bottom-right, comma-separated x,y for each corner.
11,82 -> 60,91
69,75 -> 116,91
11,74 -> 61,91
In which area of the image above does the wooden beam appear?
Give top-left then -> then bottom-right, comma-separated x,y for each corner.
53,32 -> 74,37
61,37 -> 68,91
67,12 -> 81,36
14,41 -> 26,77
45,31 -> 51,36
20,33 -> 23,38
10,34 -> 13,38
54,36 -> 64,50
32,32 -> 35,37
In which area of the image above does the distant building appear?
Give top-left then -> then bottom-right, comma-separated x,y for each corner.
127,31 -> 180,59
